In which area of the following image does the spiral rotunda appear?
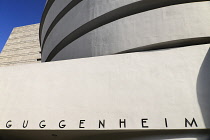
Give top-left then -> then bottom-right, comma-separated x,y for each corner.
40,0 -> 210,62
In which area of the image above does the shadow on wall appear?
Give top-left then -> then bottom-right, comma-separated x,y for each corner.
197,47 -> 210,140
73,130 -> 210,140
197,48 -> 210,127
0,130 -> 209,140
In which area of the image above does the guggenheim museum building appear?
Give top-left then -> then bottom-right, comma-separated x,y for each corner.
0,0 -> 210,139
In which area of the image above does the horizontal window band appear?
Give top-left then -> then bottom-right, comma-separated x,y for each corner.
39,0 -> 55,46
44,0 -> 209,62
117,37 -> 210,54
41,0 -> 83,50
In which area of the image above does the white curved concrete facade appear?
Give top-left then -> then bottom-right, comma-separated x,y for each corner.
0,45 -> 210,140
40,0 -> 210,62
0,0 -> 207,139
40,0 -> 71,42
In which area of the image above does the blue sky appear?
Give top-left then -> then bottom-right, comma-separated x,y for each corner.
0,0 -> 46,52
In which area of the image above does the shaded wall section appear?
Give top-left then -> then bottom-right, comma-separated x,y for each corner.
197,48 -> 210,128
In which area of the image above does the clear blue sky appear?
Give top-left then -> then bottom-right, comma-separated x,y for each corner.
0,0 -> 46,52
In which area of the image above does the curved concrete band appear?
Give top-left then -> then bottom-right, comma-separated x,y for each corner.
39,0 -> 55,44
40,0 -> 210,62
40,0 -> 71,43
41,1 -> 210,61
40,0 -> 209,49
0,44 -> 210,139
40,0 -> 139,48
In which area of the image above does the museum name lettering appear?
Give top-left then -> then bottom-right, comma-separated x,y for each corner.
3,118 -> 198,129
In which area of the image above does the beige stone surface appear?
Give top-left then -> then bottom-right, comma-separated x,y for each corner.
0,23 -> 41,67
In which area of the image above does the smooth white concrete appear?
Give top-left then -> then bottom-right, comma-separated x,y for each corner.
40,0 -> 139,45
0,45 -> 210,132
42,1 -> 210,61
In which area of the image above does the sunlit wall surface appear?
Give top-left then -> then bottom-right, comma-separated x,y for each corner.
40,0 -> 210,62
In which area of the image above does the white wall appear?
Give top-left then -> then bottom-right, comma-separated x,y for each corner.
0,45 -> 209,139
